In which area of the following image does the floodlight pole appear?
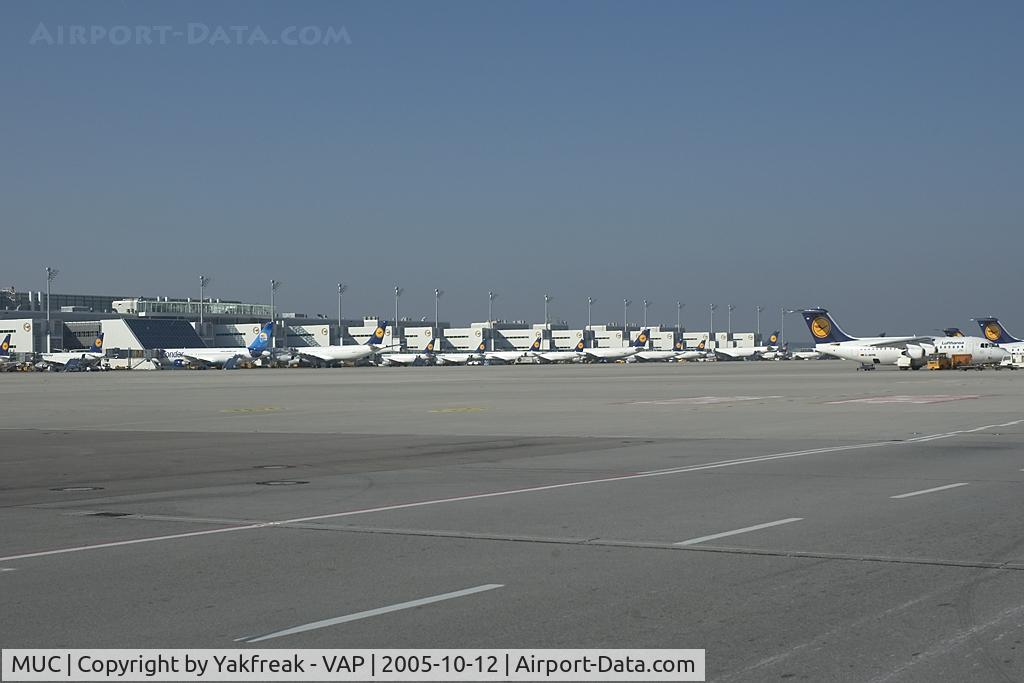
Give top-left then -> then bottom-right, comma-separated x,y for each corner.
434,288 -> 444,336
337,283 -> 347,344
45,266 -> 59,352
394,285 -> 403,350
270,279 -> 281,350
199,275 -> 211,326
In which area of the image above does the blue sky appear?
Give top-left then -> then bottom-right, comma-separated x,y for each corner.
2,1 -> 1022,337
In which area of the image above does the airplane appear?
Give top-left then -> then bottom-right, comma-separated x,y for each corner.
290,322 -> 388,367
761,342 -> 789,361
713,331 -> 782,361
633,338 -> 683,362
435,339 -> 488,366
0,334 -> 18,370
579,329 -> 650,362
801,309 -> 1006,369
485,336 -> 542,364
38,334 -> 107,370
974,317 -> 1024,366
675,338 -> 708,361
162,323 -> 272,368
533,336 -> 587,363
975,317 -> 1024,349
378,337 -> 435,366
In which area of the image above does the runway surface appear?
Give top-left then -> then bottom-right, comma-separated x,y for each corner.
1,362 -> 1022,681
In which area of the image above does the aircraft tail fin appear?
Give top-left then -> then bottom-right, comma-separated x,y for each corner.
88,333 -> 105,354
247,323 -> 273,355
0,334 -> 11,356
530,336 -> 543,352
367,321 -> 387,346
975,317 -> 1021,344
801,309 -> 857,343
633,329 -> 651,349
765,331 -> 780,346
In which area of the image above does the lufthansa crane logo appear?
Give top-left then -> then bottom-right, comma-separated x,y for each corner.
94,338 -> 104,348
23,323 -> 31,332
1,341 -> 8,352
769,334 -> 778,344
258,332 -> 268,342
984,323 -> 1002,342
478,342 -> 486,351
638,334 -> 648,343
811,316 -> 832,339
374,327 -> 385,339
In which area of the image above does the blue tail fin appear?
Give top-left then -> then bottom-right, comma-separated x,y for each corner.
88,333 -> 105,354
633,329 -> 651,348
696,339 -> 706,351
975,317 -> 1021,344
530,336 -> 542,352
574,337 -> 586,352
801,309 -> 856,343
765,331 -> 780,346
943,327 -> 964,338
423,337 -> 435,353
366,321 -> 387,346
247,322 -> 273,355
0,334 -> 11,356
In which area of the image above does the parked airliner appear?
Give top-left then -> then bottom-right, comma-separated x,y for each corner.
163,324 -> 272,368
801,309 -> 1006,368
290,322 -> 387,366
39,334 -> 106,369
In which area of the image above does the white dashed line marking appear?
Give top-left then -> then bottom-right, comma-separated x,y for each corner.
675,518 -> 803,546
890,483 -> 969,499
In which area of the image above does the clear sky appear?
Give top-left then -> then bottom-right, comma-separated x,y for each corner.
3,1 -> 1022,338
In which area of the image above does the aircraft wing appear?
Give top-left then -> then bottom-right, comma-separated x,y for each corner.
293,348 -> 335,363
175,351 -> 241,366
856,336 -> 934,349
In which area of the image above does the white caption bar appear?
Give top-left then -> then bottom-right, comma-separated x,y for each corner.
1,649 -> 705,681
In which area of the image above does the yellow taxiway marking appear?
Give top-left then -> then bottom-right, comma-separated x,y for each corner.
429,406 -> 486,414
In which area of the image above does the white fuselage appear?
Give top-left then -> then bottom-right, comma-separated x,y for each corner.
378,351 -> 429,366
162,347 -> 256,367
435,352 -> 486,365
583,347 -> 640,362
905,337 -> 1008,365
633,350 -> 679,362
294,344 -> 378,365
533,350 -> 584,363
485,350 -> 528,363
818,336 -> 1007,367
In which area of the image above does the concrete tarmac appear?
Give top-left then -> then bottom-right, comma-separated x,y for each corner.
1,362 -> 1022,681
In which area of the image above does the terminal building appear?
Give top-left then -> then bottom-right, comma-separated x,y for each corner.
2,286 -> 772,366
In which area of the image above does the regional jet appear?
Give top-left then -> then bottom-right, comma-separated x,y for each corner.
801,309 -> 1006,369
